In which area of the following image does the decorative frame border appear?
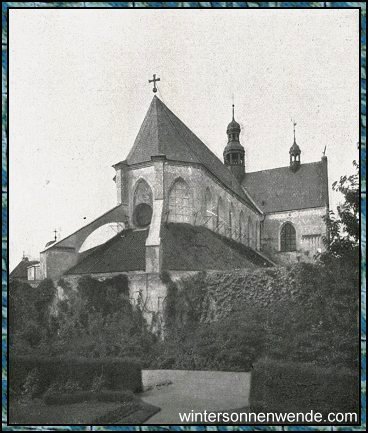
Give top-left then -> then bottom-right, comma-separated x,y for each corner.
1,2 -> 366,431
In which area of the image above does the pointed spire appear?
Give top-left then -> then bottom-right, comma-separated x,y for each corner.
232,104 -> 235,121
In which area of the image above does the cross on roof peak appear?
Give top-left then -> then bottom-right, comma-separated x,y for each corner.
148,74 -> 160,93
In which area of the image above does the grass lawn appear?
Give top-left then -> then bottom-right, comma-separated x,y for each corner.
10,398 -> 160,424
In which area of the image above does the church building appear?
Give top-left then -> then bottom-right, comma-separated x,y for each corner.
13,84 -> 329,310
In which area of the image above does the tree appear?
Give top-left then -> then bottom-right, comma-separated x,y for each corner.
320,159 -> 359,268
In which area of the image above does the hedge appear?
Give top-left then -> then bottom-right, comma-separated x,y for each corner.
10,356 -> 143,396
250,358 -> 359,417
44,390 -> 135,406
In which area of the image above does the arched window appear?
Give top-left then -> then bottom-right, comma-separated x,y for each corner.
248,216 -> 253,247
280,222 -> 296,252
133,179 -> 153,227
204,188 -> 214,229
239,210 -> 244,242
133,179 -> 152,207
217,197 -> 226,235
229,203 -> 234,238
168,178 -> 192,223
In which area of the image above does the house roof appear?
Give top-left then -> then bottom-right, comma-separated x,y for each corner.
125,96 -> 259,213
67,224 -> 272,275
10,258 -> 39,279
242,160 -> 329,214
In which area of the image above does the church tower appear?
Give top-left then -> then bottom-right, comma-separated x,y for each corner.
223,105 -> 245,182
289,121 -> 301,172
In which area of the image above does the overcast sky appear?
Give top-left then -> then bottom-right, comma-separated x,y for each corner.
9,8 -> 359,270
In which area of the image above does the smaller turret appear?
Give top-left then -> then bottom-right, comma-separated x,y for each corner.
223,105 -> 245,182
289,121 -> 301,172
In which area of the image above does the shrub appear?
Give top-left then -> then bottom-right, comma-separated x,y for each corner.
44,389 -> 135,406
44,390 -> 93,406
10,356 -> 143,397
250,358 -> 359,416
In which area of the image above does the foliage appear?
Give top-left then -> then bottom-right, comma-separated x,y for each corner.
20,368 -> 41,400
43,389 -> 135,406
90,373 -> 107,393
11,355 -> 143,398
320,159 -> 359,267
158,262 -> 358,372
10,226 -> 358,385
10,274 -> 156,363
9,279 -> 55,350
151,308 -> 266,371
250,358 -> 359,414
77,274 -> 130,315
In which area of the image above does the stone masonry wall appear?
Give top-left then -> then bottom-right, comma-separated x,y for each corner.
119,161 -> 262,249
262,206 -> 328,265
61,270 -> 198,333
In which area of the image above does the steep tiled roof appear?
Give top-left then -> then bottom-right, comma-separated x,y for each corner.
10,258 -> 39,279
242,161 -> 329,214
162,223 -> 272,270
125,96 -> 259,213
67,229 -> 148,274
66,224 -> 271,275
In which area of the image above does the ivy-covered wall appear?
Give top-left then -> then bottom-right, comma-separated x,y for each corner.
160,262 -> 358,369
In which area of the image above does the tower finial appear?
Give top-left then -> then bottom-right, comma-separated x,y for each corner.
53,229 -> 57,242
292,119 -> 297,142
232,104 -> 235,121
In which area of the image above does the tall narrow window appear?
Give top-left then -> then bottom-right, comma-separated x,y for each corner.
217,197 -> 225,235
204,188 -> 214,229
168,178 -> 192,223
248,216 -> 253,247
239,210 -> 244,242
280,222 -> 296,252
229,204 -> 234,238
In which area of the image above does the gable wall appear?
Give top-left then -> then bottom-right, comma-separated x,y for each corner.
261,206 -> 328,265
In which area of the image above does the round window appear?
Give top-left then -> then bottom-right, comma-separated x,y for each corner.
134,203 -> 153,228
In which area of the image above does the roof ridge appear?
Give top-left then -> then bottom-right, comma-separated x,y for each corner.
247,160 -> 323,175
126,97 -> 160,162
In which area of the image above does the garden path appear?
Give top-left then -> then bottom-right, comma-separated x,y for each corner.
141,369 -> 251,424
